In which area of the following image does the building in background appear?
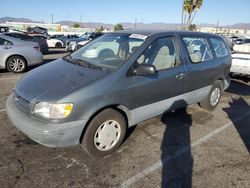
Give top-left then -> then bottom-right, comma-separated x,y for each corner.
0,22 -> 95,35
198,27 -> 249,35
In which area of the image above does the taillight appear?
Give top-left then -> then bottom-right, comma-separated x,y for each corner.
34,46 -> 40,51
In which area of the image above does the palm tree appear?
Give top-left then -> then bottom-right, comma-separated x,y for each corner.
182,0 -> 203,30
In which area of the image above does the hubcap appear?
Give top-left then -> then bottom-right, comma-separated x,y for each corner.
9,58 -> 25,72
94,120 -> 121,151
210,87 -> 221,106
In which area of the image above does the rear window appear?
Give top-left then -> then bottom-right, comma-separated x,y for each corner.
210,37 -> 229,58
182,37 -> 213,63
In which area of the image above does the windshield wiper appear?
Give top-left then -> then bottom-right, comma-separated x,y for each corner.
62,55 -> 80,65
71,58 -> 103,70
63,55 -> 103,70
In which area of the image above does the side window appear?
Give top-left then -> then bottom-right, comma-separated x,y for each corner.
210,37 -> 230,58
129,38 -> 144,54
183,37 -> 213,63
0,37 -> 12,45
137,37 -> 180,71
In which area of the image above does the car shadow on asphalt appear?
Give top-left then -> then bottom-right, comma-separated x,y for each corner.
223,97 -> 250,154
226,80 -> 250,96
160,101 -> 193,188
0,69 -> 8,73
27,58 -> 58,71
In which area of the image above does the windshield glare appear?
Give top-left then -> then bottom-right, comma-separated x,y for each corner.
70,34 -> 146,69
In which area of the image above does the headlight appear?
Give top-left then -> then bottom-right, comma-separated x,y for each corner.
33,102 -> 73,119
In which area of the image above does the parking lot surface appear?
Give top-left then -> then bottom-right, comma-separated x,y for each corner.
0,49 -> 249,188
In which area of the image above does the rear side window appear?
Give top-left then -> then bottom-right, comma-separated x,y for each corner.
0,37 -> 12,45
210,38 -> 229,58
182,37 -> 213,63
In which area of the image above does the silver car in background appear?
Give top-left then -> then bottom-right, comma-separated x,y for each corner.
0,34 -> 43,73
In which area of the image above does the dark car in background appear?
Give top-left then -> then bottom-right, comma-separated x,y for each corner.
234,38 -> 250,45
27,26 -> 48,35
7,30 -> 231,157
0,26 -> 9,33
4,32 -> 49,54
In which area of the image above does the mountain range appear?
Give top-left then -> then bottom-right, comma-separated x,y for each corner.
1,17 -> 250,30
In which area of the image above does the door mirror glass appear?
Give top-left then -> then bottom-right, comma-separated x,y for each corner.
133,64 -> 156,76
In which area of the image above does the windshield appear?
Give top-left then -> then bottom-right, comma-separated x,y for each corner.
70,33 -> 146,69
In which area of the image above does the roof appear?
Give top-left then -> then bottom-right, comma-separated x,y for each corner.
0,33 -> 34,45
111,29 -> 218,37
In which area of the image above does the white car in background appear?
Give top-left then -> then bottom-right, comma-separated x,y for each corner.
67,32 -> 103,52
68,40 -> 90,52
231,44 -> 250,80
46,37 -> 64,48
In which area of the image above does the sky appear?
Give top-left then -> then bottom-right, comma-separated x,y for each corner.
0,0 -> 249,25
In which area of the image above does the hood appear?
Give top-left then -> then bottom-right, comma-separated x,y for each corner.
15,58 -> 109,102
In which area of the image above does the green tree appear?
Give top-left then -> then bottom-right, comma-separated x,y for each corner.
73,23 -> 80,28
96,26 -> 104,32
182,0 -> 203,30
188,24 -> 197,31
114,24 -> 124,31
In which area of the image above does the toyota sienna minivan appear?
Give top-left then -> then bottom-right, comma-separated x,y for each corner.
7,30 -> 231,156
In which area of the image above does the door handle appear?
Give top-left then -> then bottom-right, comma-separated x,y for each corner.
4,46 -> 11,49
176,73 -> 185,80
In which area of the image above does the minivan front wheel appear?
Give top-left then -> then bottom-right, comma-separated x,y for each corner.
82,109 -> 126,157
200,81 -> 222,111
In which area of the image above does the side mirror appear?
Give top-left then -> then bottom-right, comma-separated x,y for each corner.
132,64 -> 156,76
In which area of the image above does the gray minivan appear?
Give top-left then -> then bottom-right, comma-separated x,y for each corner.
7,30 -> 231,156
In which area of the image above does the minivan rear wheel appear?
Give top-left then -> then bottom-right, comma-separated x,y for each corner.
82,109 -> 126,157
199,81 -> 222,111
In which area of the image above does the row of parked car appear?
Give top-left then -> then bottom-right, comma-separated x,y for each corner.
47,32 -> 103,51
0,29 -> 103,73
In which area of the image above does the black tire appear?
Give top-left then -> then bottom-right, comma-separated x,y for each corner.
82,109 -> 127,157
55,42 -> 62,48
199,81 -> 223,111
6,56 -> 27,73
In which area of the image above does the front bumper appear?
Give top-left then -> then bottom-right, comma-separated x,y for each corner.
230,66 -> 250,76
6,94 -> 87,148
66,44 -> 77,51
